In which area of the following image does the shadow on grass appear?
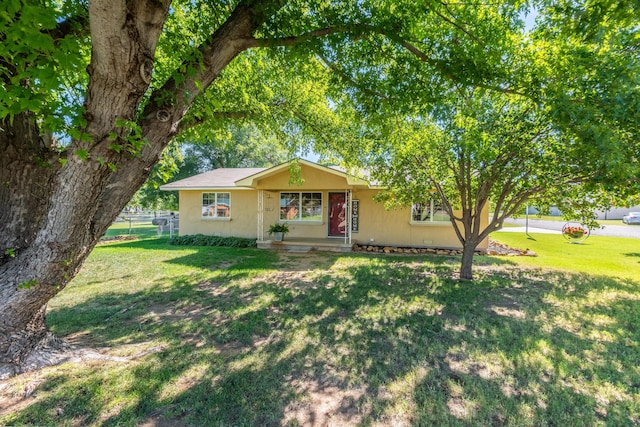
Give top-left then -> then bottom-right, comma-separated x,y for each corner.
3,250 -> 640,426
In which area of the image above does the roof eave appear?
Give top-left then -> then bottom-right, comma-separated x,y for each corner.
159,186 -> 255,191
234,158 -> 372,188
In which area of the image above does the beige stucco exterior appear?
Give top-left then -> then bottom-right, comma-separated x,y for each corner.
167,161 -> 489,250
178,189 -> 258,238
352,189 -> 489,249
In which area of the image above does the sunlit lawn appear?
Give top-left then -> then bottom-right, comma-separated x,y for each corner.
1,235 -> 639,426
491,232 -> 640,281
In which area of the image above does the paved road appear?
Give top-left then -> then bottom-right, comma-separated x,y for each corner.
502,218 -> 640,239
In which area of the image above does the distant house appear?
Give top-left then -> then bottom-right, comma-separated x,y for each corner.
161,159 -> 489,252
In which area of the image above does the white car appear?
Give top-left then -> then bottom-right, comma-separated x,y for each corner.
622,212 -> 640,224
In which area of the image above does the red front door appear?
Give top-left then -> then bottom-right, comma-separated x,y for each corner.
328,193 -> 347,237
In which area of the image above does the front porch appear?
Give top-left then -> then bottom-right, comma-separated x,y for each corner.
257,237 -> 354,253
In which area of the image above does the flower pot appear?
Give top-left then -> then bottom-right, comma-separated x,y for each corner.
273,231 -> 284,242
562,222 -> 589,243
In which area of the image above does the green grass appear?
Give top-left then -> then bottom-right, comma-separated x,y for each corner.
1,236 -> 639,426
491,232 -> 640,281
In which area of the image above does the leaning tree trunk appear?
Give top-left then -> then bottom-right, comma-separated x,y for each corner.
0,0 -> 270,377
0,111 -> 155,375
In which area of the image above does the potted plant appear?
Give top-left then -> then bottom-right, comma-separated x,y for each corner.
561,223 -> 589,243
268,223 -> 289,241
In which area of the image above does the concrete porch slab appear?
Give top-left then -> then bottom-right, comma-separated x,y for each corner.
257,238 -> 353,253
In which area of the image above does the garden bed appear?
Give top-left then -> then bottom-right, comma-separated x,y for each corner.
353,238 -> 536,257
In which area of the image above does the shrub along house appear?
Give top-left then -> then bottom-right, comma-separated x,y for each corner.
160,159 -> 489,252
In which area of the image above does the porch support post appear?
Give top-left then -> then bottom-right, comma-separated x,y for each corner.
348,190 -> 352,245
345,189 -> 349,245
258,190 -> 264,240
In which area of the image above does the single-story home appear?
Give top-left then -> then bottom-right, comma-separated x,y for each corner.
160,159 -> 489,252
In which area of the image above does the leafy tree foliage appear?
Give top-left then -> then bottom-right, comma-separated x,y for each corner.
0,0 -> 636,374
530,1 -> 640,201
329,0 -> 639,280
372,90 -> 602,280
131,123 -> 289,210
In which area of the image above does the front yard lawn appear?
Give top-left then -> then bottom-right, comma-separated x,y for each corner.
491,232 -> 640,281
1,236 -> 638,426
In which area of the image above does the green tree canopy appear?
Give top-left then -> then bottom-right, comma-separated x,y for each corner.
1,0 -> 637,374
371,89 -> 595,279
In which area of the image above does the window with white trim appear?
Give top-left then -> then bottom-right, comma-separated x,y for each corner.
202,192 -> 230,218
411,199 -> 450,222
280,192 -> 322,221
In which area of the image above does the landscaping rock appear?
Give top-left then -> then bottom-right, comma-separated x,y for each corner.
352,238 -> 536,257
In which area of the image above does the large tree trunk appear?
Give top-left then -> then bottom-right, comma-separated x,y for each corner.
0,111 -> 146,376
459,239 -> 478,281
0,113 -> 59,368
0,0 -> 268,377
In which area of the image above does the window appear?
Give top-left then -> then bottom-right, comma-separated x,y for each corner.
280,192 -> 322,221
411,199 -> 450,223
202,192 -> 230,218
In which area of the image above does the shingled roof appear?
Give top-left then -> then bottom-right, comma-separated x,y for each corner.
160,159 -> 376,191
160,168 -> 266,190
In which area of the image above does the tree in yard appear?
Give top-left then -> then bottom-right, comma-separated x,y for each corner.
365,10 -> 640,280
369,15 -> 638,280
0,0 -> 534,375
330,2 -> 639,280
0,0 -> 365,374
372,90 -> 601,280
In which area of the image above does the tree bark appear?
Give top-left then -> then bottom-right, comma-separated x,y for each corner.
0,112 -> 66,372
0,112 -> 118,371
0,0 -> 280,376
459,239 -> 478,281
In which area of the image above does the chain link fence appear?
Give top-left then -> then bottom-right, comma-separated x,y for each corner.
104,211 -> 179,239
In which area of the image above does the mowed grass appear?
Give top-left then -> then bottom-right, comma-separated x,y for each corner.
1,236 -> 639,426
492,232 -> 640,281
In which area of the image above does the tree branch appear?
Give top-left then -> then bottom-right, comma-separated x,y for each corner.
245,26 -> 360,48
432,2 -> 481,43
141,0 -> 278,139
46,11 -> 89,41
399,40 -> 527,97
316,53 -> 389,100
177,111 -> 255,134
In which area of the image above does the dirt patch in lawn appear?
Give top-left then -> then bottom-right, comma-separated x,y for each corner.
282,377 -> 367,427
275,252 -> 334,271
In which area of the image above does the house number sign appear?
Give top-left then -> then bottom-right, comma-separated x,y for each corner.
351,199 -> 359,233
